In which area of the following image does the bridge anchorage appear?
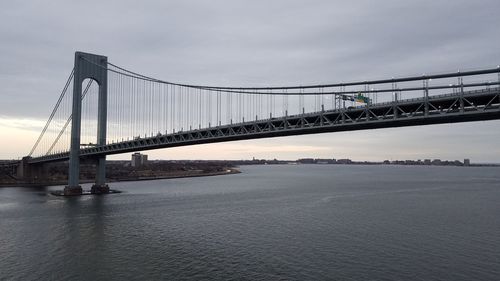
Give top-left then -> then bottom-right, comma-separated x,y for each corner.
21,51 -> 500,195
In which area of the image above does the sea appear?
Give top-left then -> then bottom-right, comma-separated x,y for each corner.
1,165 -> 499,281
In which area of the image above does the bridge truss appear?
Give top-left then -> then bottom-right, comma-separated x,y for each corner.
29,86 -> 500,164
27,54 -> 500,163
17,52 -> 500,193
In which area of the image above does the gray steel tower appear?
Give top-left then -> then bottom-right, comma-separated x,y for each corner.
64,52 -> 109,195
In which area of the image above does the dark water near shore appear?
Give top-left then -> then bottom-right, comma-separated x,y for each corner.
1,165 -> 500,280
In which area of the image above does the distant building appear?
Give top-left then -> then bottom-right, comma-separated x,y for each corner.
336,159 -> 352,164
131,153 -> 148,167
298,158 -> 315,164
424,159 -> 431,165
432,159 -> 442,165
316,159 -> 331,164
464,159 -> 470,166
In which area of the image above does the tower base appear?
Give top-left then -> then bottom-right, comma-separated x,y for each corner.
63,186 -> 83,196
91,184 -> 110,194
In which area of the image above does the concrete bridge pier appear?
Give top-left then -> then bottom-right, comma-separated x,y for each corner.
91,156 -> 109,194
17,157 -> 48,184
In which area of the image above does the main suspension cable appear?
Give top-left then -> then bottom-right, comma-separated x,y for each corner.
74,57 -> 500,98
28,69 -> 74,156
104,60 -> 500,96
45,79 -> 94,155
106,60 -> 500,91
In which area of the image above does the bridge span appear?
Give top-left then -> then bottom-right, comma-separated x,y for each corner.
13,52 -> 500,195
29,87 -> 500,164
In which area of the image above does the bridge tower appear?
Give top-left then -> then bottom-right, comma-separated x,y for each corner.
64,52 -> 109,196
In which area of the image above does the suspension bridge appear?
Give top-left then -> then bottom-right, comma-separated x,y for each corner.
6,52 -> 500,195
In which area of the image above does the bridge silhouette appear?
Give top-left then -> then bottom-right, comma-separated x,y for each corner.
10,52 -> 500,195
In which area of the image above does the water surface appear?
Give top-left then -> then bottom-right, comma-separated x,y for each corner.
1,165 -> 499,280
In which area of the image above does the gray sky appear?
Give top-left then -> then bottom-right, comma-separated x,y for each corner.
1,0 -> 500,162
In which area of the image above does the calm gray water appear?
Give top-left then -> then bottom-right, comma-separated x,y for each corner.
1,165 -> 499,280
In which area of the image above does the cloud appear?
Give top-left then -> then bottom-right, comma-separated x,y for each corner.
1,0 -> 500,161
0,116 -> 45,132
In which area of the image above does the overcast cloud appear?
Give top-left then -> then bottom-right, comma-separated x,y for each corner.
1,0 -> 500,161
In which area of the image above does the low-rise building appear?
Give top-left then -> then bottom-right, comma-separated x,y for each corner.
131,153 -> 148,167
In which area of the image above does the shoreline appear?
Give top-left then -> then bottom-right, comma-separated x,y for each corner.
108,168 -> 241,183
0,168 -> 240,188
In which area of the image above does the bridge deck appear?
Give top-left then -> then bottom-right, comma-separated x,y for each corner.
29,87 -> 500,164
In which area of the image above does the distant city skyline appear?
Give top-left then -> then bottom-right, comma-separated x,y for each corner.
1,0 -> 500,161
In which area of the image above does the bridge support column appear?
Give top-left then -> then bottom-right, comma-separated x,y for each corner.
91,157 -> 109,194
17,157 -> 47,184
65,52 -> 108,196
16,157 -> 31,180
91,61 -> 109,194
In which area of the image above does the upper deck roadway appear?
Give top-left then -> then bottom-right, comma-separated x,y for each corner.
28,86 -> 500,164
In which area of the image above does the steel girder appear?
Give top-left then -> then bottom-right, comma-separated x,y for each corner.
28,87 -> 500,164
